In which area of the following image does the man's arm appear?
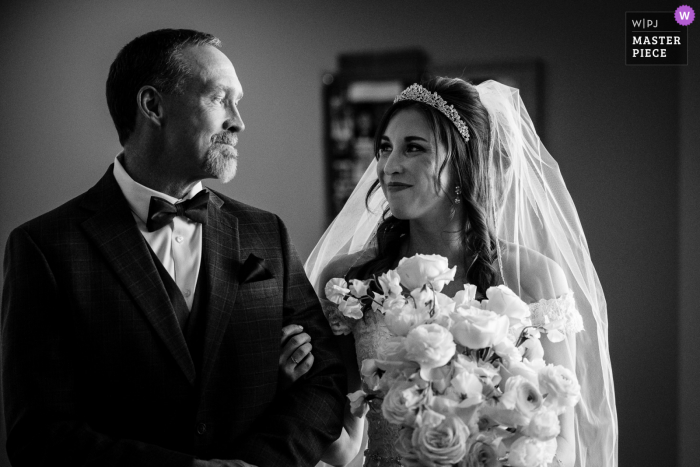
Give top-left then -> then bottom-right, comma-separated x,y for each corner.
1,227 -> 215,467
230,216 -> 347,466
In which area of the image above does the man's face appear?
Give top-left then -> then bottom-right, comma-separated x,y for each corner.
161,45 -> 244,184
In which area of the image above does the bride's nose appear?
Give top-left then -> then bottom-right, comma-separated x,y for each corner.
382,149 -> 402,176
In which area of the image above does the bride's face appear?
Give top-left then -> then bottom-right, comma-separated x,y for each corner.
377,107 -> 453,222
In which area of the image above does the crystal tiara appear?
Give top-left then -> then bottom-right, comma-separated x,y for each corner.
394,83 -> 470,143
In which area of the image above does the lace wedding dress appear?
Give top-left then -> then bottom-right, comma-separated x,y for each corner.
351,291 -> 583,467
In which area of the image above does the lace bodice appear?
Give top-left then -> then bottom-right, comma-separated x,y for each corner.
348,292 -> 582,466
352,311 -> 402,466
529,289 -> 584,334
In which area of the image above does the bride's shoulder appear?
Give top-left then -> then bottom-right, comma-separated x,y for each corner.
500,241 -> 569,301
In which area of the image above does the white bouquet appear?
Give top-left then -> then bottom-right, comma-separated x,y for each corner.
325,254 -> 582,467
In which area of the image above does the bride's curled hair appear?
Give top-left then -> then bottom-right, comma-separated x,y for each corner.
358,77 -> 499,295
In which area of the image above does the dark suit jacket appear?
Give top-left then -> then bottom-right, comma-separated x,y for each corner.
1,167 -> 346,466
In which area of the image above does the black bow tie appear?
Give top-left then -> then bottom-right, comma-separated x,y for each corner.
146,190 -> 209,232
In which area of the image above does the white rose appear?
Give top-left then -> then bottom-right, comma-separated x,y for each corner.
338,296 -> 363,320
396,254 -> 457,293
347,390 -> 370,418
378,269 -> 403,298
348,278 -> 369,298
385,299 -> 430,337
412,414 -> 470,466
405,324 -> 457,381
324,278 -> 349,304
395,427 -> 421,467
538,364 -> 581,412
483,285 -> 531,327
381,380 -> 426,425
508,437 -> 553,467
451,308 -> 510,349
378,336 -> 409,361
523,408 -> 560,441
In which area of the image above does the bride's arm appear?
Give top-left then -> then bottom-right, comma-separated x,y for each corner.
540,338 -> 575,467
518,252 -> 576,467
319,326 -> 364,466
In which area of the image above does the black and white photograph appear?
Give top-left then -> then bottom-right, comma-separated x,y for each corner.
0,1 -> 697,466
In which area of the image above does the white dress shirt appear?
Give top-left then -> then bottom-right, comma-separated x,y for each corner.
113,155 -> 203,310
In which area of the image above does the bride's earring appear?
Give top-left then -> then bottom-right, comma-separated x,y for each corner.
454,185 -> 462,204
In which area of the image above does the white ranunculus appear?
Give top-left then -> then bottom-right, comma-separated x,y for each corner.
538,364 -> 581,412
493,336 -> 522,364
396,254 -> 457,293
508,437 -> 554,467
324,278 -> 349,304
378,269 -> 403,298
524,408 -> 560,441
405,324 -> 457,381
483,285 -> 531,327
451,308 -> 510,349
502,375 -> 544,423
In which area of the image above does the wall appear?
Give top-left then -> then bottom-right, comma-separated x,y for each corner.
679,28 -> 700,467
0,1 -> 696,466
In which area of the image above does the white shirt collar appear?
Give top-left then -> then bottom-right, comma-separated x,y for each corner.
113,153 -> 203,225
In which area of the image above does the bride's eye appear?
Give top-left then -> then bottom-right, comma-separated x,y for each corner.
377,143 -> 392,158
406,143 -> 425,153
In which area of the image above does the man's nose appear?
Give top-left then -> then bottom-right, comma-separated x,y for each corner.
225,106 -> 245,132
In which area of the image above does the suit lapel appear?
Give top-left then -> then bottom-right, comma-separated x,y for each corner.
79,168 -> 196,385
198,192 -> 241,389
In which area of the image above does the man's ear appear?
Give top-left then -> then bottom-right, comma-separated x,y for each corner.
136,85 -> 164,127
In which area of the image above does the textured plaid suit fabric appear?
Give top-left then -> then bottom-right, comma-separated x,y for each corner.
1,167 -> 346,466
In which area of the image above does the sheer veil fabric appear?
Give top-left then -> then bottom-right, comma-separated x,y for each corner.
305,80 -> 617,467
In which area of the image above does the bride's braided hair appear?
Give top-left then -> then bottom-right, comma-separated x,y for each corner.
357,77 -> 499,295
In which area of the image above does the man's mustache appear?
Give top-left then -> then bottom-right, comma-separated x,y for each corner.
211,133 -> 237,146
